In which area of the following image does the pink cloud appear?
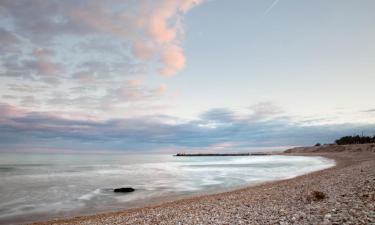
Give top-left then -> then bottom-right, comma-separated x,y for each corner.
70,2 -> 130,39
131,40 -> 155,60
159,45 -> 186,76
154,84 -> 168,95
0,103 -> 26,117
127,79 -> 142,87
32,49 -> 60,76
106,81 -> 168,105
36,1 -> 204,77
133,0 -> 203,76
145,1 -> 179,44
0,103 -> 27,125
179,0 -> 204,12
70,0 -> 201,76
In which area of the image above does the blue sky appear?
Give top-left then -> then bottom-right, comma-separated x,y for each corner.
0,0 -> 374,153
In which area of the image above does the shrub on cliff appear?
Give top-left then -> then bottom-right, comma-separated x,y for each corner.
335,135 -> 375,145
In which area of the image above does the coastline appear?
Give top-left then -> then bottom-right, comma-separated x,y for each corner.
30,144 -> 375,225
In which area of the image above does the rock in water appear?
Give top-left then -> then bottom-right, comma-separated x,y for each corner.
114,187 -> 135,193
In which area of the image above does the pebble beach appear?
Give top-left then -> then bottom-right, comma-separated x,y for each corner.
30,144 -> 375,225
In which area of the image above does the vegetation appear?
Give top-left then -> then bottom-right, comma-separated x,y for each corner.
335,135 -> 375,145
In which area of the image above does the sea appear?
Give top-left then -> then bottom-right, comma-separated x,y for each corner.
0,153 -> 335,224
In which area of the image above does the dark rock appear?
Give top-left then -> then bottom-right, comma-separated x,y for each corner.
114,187 -> 135,193
311,191 -> 326,201
305,190 -> 327,202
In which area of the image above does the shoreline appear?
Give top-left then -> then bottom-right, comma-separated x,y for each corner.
29,145 -> 375,225
1,155 -> 332,225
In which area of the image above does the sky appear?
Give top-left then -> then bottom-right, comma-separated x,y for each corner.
0,0 -> 374,153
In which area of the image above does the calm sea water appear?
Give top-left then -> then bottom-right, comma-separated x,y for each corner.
0,153 -> 335,224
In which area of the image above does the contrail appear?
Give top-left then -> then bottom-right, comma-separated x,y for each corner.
264,0 -> 280,15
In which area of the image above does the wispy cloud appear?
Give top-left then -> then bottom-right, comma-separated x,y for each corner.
264,0 -> 281,15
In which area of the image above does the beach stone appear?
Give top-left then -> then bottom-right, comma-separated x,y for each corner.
113,187 -> 135,193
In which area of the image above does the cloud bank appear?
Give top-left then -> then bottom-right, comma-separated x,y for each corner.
1,102 -> 374,153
